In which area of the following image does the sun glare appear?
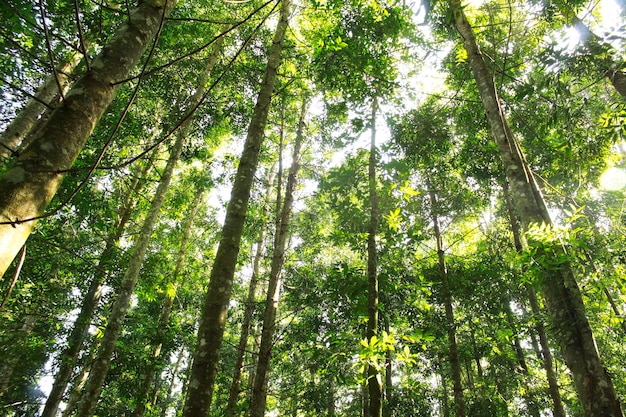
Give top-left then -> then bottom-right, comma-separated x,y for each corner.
600,167 -> 626,190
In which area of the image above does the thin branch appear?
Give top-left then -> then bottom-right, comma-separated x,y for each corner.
39,0 -> 65,101
111,0 -> 275,86
0,245 -> 26,311
0,77 -> 56,109
74,0 -> 91,71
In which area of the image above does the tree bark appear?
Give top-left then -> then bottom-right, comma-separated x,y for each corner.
225,163 -> 276,417
0,0 -> 177,279
249,98 -> 307,417
41,153 -> 154,417
427,183 -> 466,417
451,3 -> 623,415
365,96 -> 383,417
181,0 -> 290,414
0,49 -> 84,164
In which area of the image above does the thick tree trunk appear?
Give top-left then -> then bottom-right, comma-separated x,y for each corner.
133,188 -> 204,417
451,3 -> 623,415
249,98 -> 307,417
41,152 -> 154,417
365,97 -> 383,417
427,184 -> 466,417
74,35 -> 219,414
181,0 -> 290,414
0,0 -> 177,279
225,164 -> 276,417
0,49 -> 83,163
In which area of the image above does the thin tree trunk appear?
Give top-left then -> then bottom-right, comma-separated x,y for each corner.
0,49 -> 84,163
503,181 -> 566,417
74,36 -> 219,416
365,96 -> 383,417
133,187 -> 205,417
438,356 -> 450,417
42,151 -> 155,417
504,297 -> 541,417
527,286 -> 567,417
427,183 -> 466,417
0,314 -> 36,396
451,3 -> 623,415
225,164 -> 277,417
383,314 -> 392,407
249,98 -> 307,417
565,14 -> 626,97
181,0 -> 290,413
0,0 -> 177,278
159,346 -> 185,417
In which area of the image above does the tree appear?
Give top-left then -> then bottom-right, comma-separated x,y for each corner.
249,97 -> 308,417
181,0 -> 291,413
449,1 -> 623,415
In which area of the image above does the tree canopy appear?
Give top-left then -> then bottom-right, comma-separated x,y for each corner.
1,0 -> 626,416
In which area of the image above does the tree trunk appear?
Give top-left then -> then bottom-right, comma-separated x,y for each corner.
74,35 -> 219,415
451,3 -> 623,415
566,14 -> 626,97
225,164 -> 276,417
365,96 -> 383,417
438,356 -> 451,417
41,151 -> 155,417
0,314 -> 36,397
503,177 -> 566,417
0,49 -> 84,164
133,187 -> 204,417
426,182 -> 466,417
0,0 -> 177,279
159,346 -> 185,417
503,296 -> 541,417
249,98 -> 307,417
181,0 -> 290,413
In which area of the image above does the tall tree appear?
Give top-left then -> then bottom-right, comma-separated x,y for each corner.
74,36 -> 223,417
249,97 -> 307,417
365,96 -> 383,417
181,0 -> 291,413
0,49 -> 84,164
225,163 -> 276,417
449,1 -> 623,415
41,151 -> 156,417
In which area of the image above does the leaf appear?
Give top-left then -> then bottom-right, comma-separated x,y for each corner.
384,208 -> 402,231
